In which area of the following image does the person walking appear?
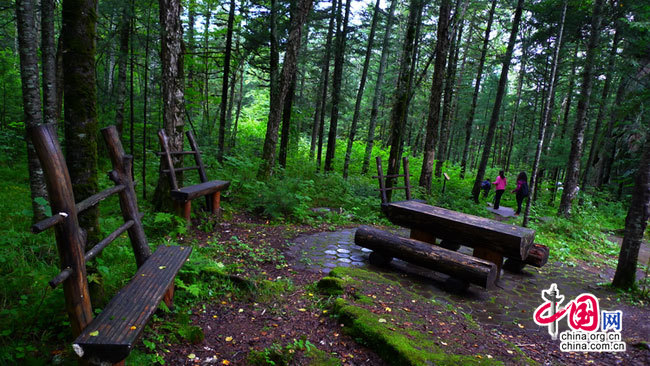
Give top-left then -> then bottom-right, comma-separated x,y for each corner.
513,171 -> 529,215
492,170 -> 507,209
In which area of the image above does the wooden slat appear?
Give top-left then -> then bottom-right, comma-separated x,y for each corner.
162,165 -> 200,173
32,213 -> 66,234
73,245 -> 191,364
170,180 -> 230,201
84,220 -> 134,263
382,200 -> 535,260
375,157 -> 388,204
77,184 -> 125,213
49,267 -> 73,288
157,129 -> 178,190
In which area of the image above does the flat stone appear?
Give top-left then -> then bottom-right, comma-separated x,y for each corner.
350,255 -> 365,262
336,248 -> 351,254
360,248 -> 372,253
324,250 -> 337,255
338,258 -> 352,263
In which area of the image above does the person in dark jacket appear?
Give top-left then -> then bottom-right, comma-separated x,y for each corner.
512,171 -> 529,215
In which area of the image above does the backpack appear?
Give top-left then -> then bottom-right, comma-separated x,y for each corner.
520,181 -> 529,196
481,180 -> 491,189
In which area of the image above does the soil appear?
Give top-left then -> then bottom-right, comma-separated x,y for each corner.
161,212 -> 650,365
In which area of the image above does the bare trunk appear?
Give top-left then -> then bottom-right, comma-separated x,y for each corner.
218,0 -> 236,162
114,8 -> 130,138
558,0 -> 604,217
471,0 -> 523,202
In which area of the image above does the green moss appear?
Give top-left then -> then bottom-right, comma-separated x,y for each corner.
332,298 -> 501,366
316,276 -> 344,296
499,338 -> 537,365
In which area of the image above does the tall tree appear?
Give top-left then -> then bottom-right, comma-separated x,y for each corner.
342,0 -> 381,179
218,0 -> 237,163
324,0 -> 352,172
258,0 -> 314,179
16,0 -> 48,223
114,6 -> 131,137
558,0 -> 605,217
153,0 -> 186,210
523,0 -> 567,227
419,0 -> 452,192
62,0 -> 100,241
361,0 -> 397,174
41,0 -> 57,127
459,0 -> 497,179
386,0 -> 423,195
471,0 -> 524,202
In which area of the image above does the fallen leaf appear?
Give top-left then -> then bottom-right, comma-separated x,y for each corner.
225,336 -> 233,342
89,331 -> 99,337
378,318 -> 387,323
158,266 -> 166,269
222,360 -> 230,365
298,308 -> 307,312
441,341 -> 448,346
518,323 -> 525,329
385,307 -> 392,312
130,326 -> 137,330
187,353 -> 196,359
238,309 -> 244,313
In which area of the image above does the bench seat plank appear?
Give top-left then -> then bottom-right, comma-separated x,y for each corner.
382,200 -> 535,260
170,180 -> 230,202
73,245 -> 191,363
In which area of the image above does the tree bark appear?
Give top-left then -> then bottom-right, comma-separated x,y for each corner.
114,7 -> 130,138
258,0 -> 314,179
279,77 -> 297,168
612,136 -> 650,289
386,0 -> 423,199
361,0 -> 397,174
342,0 -> 381,179
459,0 -> 497,179
42,0 -> 57,127
154,0 -> 185,210
471,0 -> 524,203
62,0 -> 100,243
324,0 -> 352,172
522,0 -> 567,227
218,0 -> 236,163
16,0 -> 49,223
505,28 -> 528,174
418,0 -> 452,192
558,0 -> 604,217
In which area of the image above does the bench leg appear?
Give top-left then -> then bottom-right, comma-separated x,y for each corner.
211,191 -> 221,215
473,247 -> 503,280
173,201 -> 191,222
163,282 -> 175,312
410,228 -> 436,245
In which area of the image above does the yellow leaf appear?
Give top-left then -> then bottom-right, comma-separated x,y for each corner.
298,308 -> 307,312
518,323 -> 524,329
159,266 -> 166,269
378,318 -> 387,323
213,315 -> 218,319
188,353 -> 196,359
238,309 -> 244,313
130,326 -> 137,330
222,361 -> 231,365
385,307 -> 392,312
89,331 -> 99,337
322,310 -> 328,314
225,336 -> 233,342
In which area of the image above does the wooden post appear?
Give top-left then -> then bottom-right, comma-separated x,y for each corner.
402,157 -> 411,201
102,126 -> 152,267
212,191 -> 221,214
29,124 -> 93,337
410,228 -> 436,245
375,157 -> 388,204
163,283 -> 175,311
473,247 -> 503,280
186,130 -> 212,212
157,130 -> 178,190
182,201 -> 191,221
442,172 -> 450,194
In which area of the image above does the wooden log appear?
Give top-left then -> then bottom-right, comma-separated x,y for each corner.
355,226 -> 497,289
472,247 -> 503,280
32,213 -> 66,233
29,124 -> 93,337
186,130 -> 212,212
102,126 -> 152,268
504,243 -> 550,271
76,184 -> 125,213
382,200 -> 535,260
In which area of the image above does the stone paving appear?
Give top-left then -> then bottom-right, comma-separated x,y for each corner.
287,228 -> 650,342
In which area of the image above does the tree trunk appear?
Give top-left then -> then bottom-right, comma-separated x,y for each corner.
435,18 -> 463,178
279,77 -> 297,168
312,0 -> 337,167
582,26 -> 620,188
459,0 -> 497,179
386,0 -> 423,199
612,135 -> 650,289
42,0 -> 57,127
361,0 -> 397,175
558,0 -> 604,217
418,0 -> 452,192
471,0 -> 523,203
114,8 -> 130,138
342,0 -> 380,179
522,0 -> 567,227
324,0 -> 352,172
505,28 -> 528,174
597,79 -> 627,187
258,0 -> 314,179
217,0 -> 236,162
154,0 -> 185,210
16,0 -> 49,223
142,3 -> 153,199
62,0 -> 100,242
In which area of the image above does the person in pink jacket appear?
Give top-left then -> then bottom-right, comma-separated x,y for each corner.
492,170 -> 507,209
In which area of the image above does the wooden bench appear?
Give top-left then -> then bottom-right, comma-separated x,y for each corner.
157,129 -> 230,221
30,124 -> 191,365
374,157 -> 547,280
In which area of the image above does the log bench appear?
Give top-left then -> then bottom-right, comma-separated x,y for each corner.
158,129 -> 230,221
355,226 -> 498,289
30,124 -> 192,365
374,157 -> 545,280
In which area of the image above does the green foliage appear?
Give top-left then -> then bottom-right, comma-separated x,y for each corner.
248,337 -> 339,366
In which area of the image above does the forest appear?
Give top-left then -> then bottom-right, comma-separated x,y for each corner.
1,0 -> 649,364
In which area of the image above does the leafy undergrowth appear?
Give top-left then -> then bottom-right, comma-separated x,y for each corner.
318,267 -> 536,366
